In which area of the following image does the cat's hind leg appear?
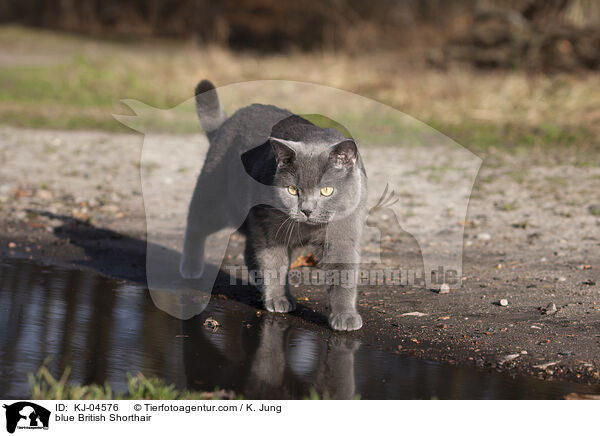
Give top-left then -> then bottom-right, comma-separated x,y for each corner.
180,177 -> 227,279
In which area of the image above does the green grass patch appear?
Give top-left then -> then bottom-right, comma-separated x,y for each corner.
29,363 -> 237,400
429,119 -> 599,165
27,363 -> 350,400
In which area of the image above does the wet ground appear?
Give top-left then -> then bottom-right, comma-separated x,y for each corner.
1,258 -> 599,400
1,127 -> 600,391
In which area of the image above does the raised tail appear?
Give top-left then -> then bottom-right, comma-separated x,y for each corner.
194,80 -> 226,137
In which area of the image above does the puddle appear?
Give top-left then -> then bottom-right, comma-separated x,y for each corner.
0,258 -> 597,400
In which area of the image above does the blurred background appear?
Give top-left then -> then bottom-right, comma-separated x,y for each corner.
0,0 -> 598,153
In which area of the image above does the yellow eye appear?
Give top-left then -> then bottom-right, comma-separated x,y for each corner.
320,186 -> 334,196
287,186 -> 298,195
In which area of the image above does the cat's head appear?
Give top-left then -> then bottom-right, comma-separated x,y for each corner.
269,117 -> 364,225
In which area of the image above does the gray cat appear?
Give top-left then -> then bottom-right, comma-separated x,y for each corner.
180,80 -> 367,331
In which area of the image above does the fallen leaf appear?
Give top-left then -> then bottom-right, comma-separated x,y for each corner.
400,311 -> 429,317
290,253 -> 317,269
14,189 -> 31,198
28,222 -> 47,229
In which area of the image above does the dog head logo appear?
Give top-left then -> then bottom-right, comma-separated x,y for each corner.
3,402 -> 50,433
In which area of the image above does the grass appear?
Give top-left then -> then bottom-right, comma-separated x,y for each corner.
28,363 -> 237,400
0,25 -> 598,159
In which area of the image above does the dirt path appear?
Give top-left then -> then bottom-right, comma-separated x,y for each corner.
1,126 -> 599,386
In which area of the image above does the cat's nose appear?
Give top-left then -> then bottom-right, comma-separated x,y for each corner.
301,208 -> 313,217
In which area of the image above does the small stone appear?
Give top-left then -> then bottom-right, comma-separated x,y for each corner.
521,350 -> 528,355
47,218 -> 63,229
35,189 -> 53,201
533,361 -> 560,370
499,299 -> 509,306
439,283 -> 450,294
101,204 -> 119,214
557,277 -> 567,282
543,302 -> 557,315
498,353 -> 520,365
8,242 -> 16,248
477,233 -> 491,240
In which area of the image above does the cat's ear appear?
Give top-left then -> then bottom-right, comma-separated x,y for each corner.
329,140 -> 358,169
269,137 -> 297,167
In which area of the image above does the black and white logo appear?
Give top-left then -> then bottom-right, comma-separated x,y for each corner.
3,402 -> 50,433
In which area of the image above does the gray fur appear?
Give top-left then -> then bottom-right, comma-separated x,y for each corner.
181,80 -> 367,331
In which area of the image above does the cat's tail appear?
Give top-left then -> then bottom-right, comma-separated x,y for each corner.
195,80 -> 227,138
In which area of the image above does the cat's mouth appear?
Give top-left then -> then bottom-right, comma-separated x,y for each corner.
294,214 -> 332,225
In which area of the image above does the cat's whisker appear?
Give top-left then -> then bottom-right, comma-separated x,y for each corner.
296,220 -> 305,249
275,216 -> 292,240
322,222 -> 329,260
285,220 -> 295,251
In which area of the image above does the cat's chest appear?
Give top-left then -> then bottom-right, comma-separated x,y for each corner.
272,221 -> 326,246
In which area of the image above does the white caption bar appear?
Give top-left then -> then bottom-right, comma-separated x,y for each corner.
0,399 -> 596,435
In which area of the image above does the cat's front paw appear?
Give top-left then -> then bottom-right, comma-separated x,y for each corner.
329,312 -> 363,331
179,255 -> 205,279
264,296 -> 296,313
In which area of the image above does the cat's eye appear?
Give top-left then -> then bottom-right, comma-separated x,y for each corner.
320,186 -> 334,197
287,186 -> 298,196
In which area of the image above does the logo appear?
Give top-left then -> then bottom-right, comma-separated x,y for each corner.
3,402 -> 50,434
